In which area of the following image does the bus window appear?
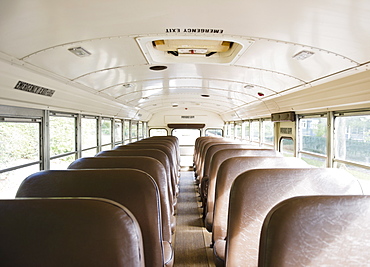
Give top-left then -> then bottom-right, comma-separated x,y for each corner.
262,120 -> 274,147
280,137 -> 294,157
334,114 -> 370,180
205,128 -> 223,137
0,120 -> 41,198
101,118 -> 112,150
123,120 -> 130,144
235,122 -> 242,141
172,128 -> 201,167
143,122 -> 148,138
49,115 -> 76,169
242,121 -> 250,141
225,122 -> 235,139
299,116 -> 327,167
149,128 -> 168,136
251,120 -> 260,144
81,117 -> 98,157
131,121 -> 138,142
138,121 -> 143,140
114,120 -> 123,145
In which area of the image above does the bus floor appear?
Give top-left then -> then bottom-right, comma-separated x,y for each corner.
173,170 -> 215,267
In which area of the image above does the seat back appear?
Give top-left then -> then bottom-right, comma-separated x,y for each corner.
201,143 -> 257,182
116,143 -> 179,190
194,137 -> 230,177
258,195 -> 369,267
212,157 -> 308,244
204,149 -> 282,231
96,149 -> 175,207
0,198 -> 144,267
17,169 -> 164,267
194,136 -> 223,171
68,156 -> 173,243
129,139 -> 179,170
196,140 -> 234,180
226,168 -> 364,266
147,136 -> 180,166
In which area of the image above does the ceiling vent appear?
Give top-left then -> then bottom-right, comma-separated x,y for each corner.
293,50 -> 314,60
280,127 -> 293,134
136,36 -> 253,65
68,47 -> 91,57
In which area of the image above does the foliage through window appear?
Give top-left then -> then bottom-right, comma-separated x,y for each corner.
0,121 -> 41,198
299,116 -> 327,167
242,121 -> 250,141
335,115 -> 370,165
50,115 -> 76,169
149,128 -> 168,136
101,119 -> 112,145
50,116 -> 75,157
115,120 -> 123,144
280,137 -> 294,157
300,117 -> 327,155
0,122 -> 40,170
262,120 -> 273,145
251,120 -> 260,143
205,128 -> 223,137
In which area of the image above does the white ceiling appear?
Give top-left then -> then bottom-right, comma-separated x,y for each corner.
0,0 -> 369,120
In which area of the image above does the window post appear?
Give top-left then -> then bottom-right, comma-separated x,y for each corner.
41,110 -> 50,170
327,111 -> 334,168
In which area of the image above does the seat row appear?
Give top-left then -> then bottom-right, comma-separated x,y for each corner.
193,136 -> 368,267
1,136 -> 180,267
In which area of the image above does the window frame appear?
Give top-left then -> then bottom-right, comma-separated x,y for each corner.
149,128 -> 168,137
205,128 -> 224,137
333,110 -> 370,172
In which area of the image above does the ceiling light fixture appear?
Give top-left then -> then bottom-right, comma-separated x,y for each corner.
68,47 -> 91,57
244,84 -> 254,89
293,50 -> 314,60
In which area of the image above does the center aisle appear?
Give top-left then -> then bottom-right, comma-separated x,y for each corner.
173,171 -> 215,267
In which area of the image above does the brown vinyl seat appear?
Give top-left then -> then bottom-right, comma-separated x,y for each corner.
204,149 -> 282,232
129,139 -> 179,172
0,198 -> 144,267
194,136 -> 219,173
116,143 -> 179,195
225,168 -> 364,267
212,157 -> 309,266
193,136 -> 208,169
258,195 -> 369,267
194,137 -> 228,178
194,137 -> 221,169
16,169 -> 172,267
195,140 -> 234,181
201,143 -> 258,185
68,156 -> 175,243
147,136 -> 180,168
96,149 -> 176,213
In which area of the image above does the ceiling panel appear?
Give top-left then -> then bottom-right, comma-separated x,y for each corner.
22,37 -> 147,79
235,39 -> 358,81
1,0 -> 370,120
